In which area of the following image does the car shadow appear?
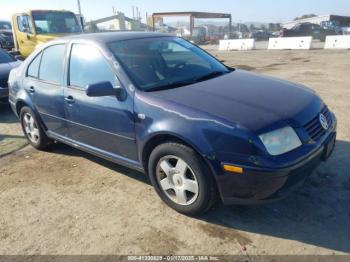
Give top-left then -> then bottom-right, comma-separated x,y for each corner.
49,139 -> 350,252
49,142 -> 150,185
0,102 -> 18,123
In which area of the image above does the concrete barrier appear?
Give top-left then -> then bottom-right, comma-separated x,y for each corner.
268,37 -> 313,50
325,35 -> 350,49
219,39 -> 255,51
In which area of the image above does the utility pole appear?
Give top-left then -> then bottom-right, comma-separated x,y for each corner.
77,0 -> 82,15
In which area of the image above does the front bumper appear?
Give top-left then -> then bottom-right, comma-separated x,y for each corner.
217,131 -> 336,205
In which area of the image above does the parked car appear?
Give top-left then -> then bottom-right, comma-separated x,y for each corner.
8,32 -> 337,215
0,49 -> 21,102
249,31 -> 272,41
281,22 -> 338,41
0,20 -> 14,51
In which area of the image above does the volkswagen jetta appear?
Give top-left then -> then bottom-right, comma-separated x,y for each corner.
8,32 -> 337,215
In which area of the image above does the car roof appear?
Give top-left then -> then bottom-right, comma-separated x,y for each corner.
58,32 -> 173,44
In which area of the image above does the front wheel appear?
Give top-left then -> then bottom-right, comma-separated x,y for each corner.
20,106 -> 52,150
148,142 -> 217,216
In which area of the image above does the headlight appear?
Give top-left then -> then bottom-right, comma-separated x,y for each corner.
259,126 -> 302,156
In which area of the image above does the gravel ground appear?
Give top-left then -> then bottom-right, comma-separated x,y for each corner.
0,47 -> 349,256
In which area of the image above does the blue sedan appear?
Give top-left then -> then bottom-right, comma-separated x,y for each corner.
8,32 -> 336,215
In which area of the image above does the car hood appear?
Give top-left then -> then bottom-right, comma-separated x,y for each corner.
150,70 -> 321,133
0,61 -> 21,80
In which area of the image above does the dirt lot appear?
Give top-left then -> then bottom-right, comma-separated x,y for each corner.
0,47 -> 349,256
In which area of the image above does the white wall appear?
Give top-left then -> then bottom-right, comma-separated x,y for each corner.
219,39 -> 255,51
268,37 -> 313,50
325,35 -> 350,49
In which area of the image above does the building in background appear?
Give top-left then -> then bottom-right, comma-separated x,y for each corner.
283,15 -> 350,34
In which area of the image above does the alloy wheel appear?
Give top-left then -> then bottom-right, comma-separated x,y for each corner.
156,155 -> 199,206
23,113 -> 40,144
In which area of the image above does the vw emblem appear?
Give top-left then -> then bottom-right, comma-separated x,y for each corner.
319,113 -> 328,130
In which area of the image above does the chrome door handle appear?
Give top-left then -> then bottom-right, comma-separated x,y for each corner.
64,96 -> 75,103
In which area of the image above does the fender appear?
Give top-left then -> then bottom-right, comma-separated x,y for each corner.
134,91 -> 259,177
14,88 -> 48,131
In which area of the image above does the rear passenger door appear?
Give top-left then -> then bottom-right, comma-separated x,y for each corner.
64,43 -> 137,161
24,44 -> 68,136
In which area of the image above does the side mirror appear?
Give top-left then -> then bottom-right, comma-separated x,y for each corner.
86,81 -> 126,100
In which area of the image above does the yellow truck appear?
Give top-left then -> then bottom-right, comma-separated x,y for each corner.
12,10 -> 83,57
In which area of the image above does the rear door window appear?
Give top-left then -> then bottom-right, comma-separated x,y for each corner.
39,44 -> 66,85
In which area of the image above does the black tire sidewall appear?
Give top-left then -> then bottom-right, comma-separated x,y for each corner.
148,143 -> 216,216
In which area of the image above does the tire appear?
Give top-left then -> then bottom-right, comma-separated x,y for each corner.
148,142 -> 217,216
20,106 -> 52,150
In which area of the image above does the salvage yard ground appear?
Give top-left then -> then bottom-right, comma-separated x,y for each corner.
0,47 -> 349,255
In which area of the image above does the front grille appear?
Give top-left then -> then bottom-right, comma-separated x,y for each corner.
0,79 -> 8,88
304,106 -> 332,141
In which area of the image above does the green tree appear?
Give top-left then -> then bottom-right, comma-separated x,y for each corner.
268,23 -> 282,32
249,24 -> 256,32
240,24 -> 249,33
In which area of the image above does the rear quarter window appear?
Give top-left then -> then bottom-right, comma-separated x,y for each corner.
27,52 -> 42,78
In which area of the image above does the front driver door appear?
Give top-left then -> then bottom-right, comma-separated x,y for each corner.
64,43 -> 138,161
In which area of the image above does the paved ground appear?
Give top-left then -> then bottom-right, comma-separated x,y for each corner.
0,47 -> 349,256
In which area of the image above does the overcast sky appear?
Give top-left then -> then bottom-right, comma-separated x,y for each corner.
0,0 -> 349,23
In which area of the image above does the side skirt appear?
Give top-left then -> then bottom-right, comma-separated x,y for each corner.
47,131 -> 145,173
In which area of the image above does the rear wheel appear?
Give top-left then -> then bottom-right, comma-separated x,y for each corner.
148,142 -> 217,216
20,106 -> 52,150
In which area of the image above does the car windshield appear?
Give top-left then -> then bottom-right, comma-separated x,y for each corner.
0,49 -> 15,63
32,11 -> 81,34
0,21 -> 11,30
108,36 -> 231,91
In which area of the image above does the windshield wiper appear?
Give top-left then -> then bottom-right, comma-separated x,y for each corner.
192,70 -> 229,82
145,79 -> 196,92
145,71 -> 229,92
